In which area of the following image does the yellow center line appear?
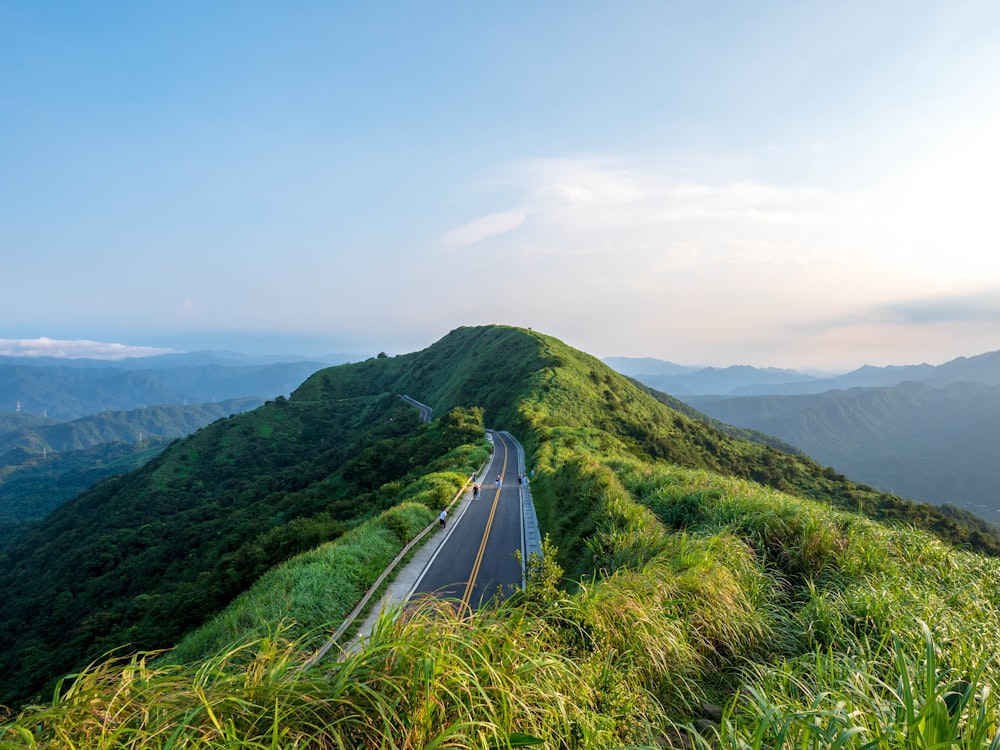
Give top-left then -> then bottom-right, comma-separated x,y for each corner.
461,433 -> 507,613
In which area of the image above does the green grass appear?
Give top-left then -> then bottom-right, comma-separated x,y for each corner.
169,501 -> 436,663
6,458 -> 1000,747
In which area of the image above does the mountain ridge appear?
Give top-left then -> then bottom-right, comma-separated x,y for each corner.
606,347 -> 1000,396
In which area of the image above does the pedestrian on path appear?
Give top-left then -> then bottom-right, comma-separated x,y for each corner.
473,484 -> 479,499
439,509 -> 447,529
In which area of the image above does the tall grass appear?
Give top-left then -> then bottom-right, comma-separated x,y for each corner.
1,595 -> 672,748
722,622 -> 1000,750
170,501 -> 435,663
7,383 -> 1000,748
6,470 -> 1000,749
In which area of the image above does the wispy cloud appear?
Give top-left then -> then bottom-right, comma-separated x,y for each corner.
790,289 -> 1000,335
442,208 -> 529,245
0,337 -> 174,359
877,291 -> 1000,324
514,156 -> 827,223
447,156 -> 835,269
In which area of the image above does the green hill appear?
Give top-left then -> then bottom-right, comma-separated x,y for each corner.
3,325 -> 1000,749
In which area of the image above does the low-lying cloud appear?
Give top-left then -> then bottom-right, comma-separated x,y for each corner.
0,337 -> 175,359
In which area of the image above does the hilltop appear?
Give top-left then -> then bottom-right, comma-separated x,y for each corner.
3,325 -> 1000,749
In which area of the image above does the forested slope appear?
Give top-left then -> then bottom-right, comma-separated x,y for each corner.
0,398 -> 264,544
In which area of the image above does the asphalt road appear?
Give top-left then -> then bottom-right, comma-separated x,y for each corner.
412,430 -> 524,611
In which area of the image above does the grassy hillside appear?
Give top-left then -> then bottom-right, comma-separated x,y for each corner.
3,325 -> 1000,749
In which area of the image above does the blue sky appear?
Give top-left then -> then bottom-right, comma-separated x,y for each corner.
3,2 -> 1000,369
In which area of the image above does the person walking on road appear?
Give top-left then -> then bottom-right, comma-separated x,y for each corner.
439,509 -> 447,529
495,475 -> 502,489
473,484 -> 479,499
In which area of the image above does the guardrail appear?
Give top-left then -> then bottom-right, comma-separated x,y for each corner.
502,431 -> 542,588
399,394 -> 432,422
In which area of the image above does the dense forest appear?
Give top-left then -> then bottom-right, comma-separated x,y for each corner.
3,325 -> 1000,749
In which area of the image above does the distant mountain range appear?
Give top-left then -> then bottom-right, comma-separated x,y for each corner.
0,398 -> 266,546
604,349 -> 1000,396
0,350 -> 348,420
608,349 -> 1000,522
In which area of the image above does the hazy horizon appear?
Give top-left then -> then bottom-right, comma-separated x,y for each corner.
0,332 -> 992,376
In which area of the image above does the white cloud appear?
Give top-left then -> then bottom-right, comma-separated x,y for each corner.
503,156 -> 831,237
0,337 -> 174,359
442,208 -> 529,245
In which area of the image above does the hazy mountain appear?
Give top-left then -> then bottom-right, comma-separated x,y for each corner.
687,380 -> 1000,521
601,356 -> 697,377
0,354 -> 337,420
606,348 -> 1000,396
604,359 -> 824,395
0,349 -> 356,369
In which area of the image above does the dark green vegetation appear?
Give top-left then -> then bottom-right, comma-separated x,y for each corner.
0,399 -> 263,545
4,325 -> 1000,749
688,380 -> 1000,522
